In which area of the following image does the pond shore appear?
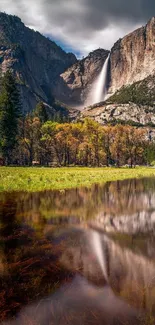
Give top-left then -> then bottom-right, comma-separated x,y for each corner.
1,167 -> 155,192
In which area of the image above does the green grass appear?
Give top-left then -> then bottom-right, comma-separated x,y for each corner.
1,167 -> 155,192
107,75 -> 155,107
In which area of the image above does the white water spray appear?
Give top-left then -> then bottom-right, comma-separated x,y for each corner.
91,230 -> 108,282
86,54 -> 110,106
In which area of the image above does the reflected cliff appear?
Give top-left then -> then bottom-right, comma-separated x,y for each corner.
1,178 -> 155,324
1,177 -> 155,226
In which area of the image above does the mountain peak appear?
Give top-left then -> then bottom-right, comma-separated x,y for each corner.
0,11 -> 77,112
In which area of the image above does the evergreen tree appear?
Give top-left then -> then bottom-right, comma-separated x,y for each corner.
0,71 -> 21,165
34,101 -> 48,124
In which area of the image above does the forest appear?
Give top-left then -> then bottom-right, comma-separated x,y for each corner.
0,71 -> 155,168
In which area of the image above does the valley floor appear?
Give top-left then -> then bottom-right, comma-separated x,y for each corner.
1,167 -> 155,192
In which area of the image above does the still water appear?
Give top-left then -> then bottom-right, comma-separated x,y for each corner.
1,178 -> 155,324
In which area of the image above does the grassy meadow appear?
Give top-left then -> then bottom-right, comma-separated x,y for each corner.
1,166 -> 155,192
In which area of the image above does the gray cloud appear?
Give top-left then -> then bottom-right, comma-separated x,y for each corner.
0,0 -> 154,56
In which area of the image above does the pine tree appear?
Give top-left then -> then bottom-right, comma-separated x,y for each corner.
0,71 -> 21,165
34,101 -> 48,124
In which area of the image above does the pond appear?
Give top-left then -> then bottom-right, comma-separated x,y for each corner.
1,178 -> 155,324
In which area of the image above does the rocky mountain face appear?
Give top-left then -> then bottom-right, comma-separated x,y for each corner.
108,17 -> 155,95
79,102 -> 155,126
0,12 -> 77,112
1,12 -> 155,121
0,13 -> 110,112
60,49 -> 109,106
79,18 -> 155,125
78,73 -> 155,126
61,17 -> 155,109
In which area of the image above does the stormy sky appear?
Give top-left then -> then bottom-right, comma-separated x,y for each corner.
0,0 -> 154,57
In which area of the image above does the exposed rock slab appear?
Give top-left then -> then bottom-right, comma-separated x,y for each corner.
109,17 -> 155,95
60,49 -> 110,105
80,102 -> 155,126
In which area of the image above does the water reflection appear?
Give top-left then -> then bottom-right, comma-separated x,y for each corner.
1,178 -> 155,324
2,276 -> 141,325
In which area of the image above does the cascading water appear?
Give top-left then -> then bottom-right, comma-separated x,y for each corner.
91,230 -> 108,282
85,53 -> 110,106
94,53 -> 110,104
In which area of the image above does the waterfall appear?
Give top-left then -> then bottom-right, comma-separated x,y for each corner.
91,230 -> 108,282
94,54 -> 110,104
85,53 -> 110,106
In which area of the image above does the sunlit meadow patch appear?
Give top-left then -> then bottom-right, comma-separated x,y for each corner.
0,167 -> 155,192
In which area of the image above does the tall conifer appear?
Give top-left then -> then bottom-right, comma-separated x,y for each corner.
0,71 -> 21,164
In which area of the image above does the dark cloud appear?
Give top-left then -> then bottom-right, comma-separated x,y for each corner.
86,0 -> 154,25
0,0 -> 154,56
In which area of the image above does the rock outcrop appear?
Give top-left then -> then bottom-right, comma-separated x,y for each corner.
80,102 -> 155,126
108,17 -> 155,95
60,49 -> 110,106
1,12 -> 155,117
0,12 -> 77,112
79,71 -> 155,126
62,17 -> 155,109
61,17 -> 155,108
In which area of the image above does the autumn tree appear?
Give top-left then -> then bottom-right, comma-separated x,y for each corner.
55,123 -> 82,166
125,127 -> 145,167
101,126 -> 113,166
41,121 -> 61,166
18,114 -> 42,165
110,125 -> 127,167
11,113 -> 155,168
82,119 -> 104,166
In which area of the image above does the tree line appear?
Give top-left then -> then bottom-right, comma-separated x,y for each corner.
0,71 -> 155,167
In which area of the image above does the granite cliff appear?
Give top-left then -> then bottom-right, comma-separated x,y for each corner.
60,49 -> 109,106
108,17 -> 155,95
79,18 -> 155,125
0,13 -> 110,112
0,12 -> 77,112
79,102 -> 155,126
1,12 -> 155,122
61,17 -> 155,108
79,72 -> 155,126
